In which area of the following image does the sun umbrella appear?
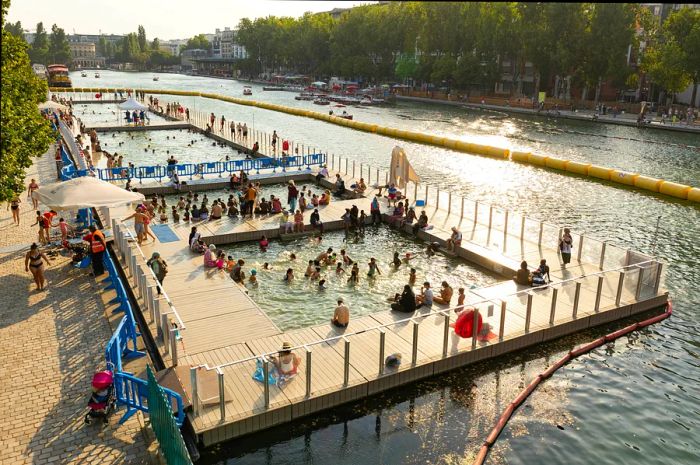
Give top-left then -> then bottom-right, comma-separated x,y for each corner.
38,100 -> 69,111
32,176 -> 145,211
312,81 -> 327,87
389,146 -> 420,189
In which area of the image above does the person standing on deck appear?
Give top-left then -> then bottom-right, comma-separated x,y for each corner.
27,179 -> 40,209
287,180 -> 299,213
83,224 -> 107,277
271,130 -> 278,153
370,195 -> 382,225
220,115 -> 225,133
210,112 -> 216,129
230,120 -> 235,138
559,228 -> 574,268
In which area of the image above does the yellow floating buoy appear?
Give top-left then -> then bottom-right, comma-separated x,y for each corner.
659,181 -> 691,200
610,170 -> 639,186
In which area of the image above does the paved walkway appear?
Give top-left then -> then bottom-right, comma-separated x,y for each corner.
0,149 -> 151,464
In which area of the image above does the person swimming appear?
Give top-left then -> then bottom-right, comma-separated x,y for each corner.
367,257 -> 381,277
392,252 -> 401,269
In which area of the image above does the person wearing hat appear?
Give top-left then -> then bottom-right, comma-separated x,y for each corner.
331,297 -> 350,328
249,269 -> 257,284
147,252 -> 168,295
272,341 -> 301,379
204,244 -> 218,268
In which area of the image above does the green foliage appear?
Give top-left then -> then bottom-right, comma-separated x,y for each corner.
30,22 -> 48,65
395,54 -> 417,81
4,19 -> 23,38
48,24 -> 71,64
137,25 -> 147,52
1,0 -> 53,202
182,34 -> 211,52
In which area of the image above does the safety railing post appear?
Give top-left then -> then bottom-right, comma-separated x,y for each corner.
218,368 -> 225,422
435,188 -> 440,210
145,285 -> 155,320
424,184 -> 429,206
572,282 -> 582,319
448,191 -> 452,214
414,182 -> 418,205
594,276 -> 604,312
190,367 -> 199,417
263,357 -> 270,409
549,288 -> 558,325
538,221 -> 544,246
599,242 -> 607,270
378,329 -> 386,375
331,154 -> 335,170
170,327 -> 178,366
161,313 -> 170,351
460,196 -> 465,220
376,168 -> 380,187
471,308 -> 480,349
345,158 -> 349,175
411,321 -> 419,366
343,338 -> 350,387
525,293 -> 533,332
499,301 -> 507,341
653,262 -> 663,295
577,235 -> 585,262
635,266 -> 646,300
520,216 -> 526,243
474,200 -> 479,226
615,271 -> 625,306
305,347 -> 312,398
488,205 -> 494,234
352,160 -> 356,179
503,210 -> 509,252
442,313 -> 450,358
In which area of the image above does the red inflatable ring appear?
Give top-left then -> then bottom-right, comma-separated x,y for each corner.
454,308 -> 483,338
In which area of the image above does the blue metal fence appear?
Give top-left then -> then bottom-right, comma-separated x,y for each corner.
65,153 -> 327,183
115,370 -> 186,427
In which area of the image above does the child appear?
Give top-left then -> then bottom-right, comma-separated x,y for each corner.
226,255 -> 236,272
367,257 -> 381,277
172,206 -> 180,223
336,263 -> 345,274
305,260 -> 314,277
359,210 -> 367,233
183,209 -> 190,222
408,268 -> 417,286
58,218 -> 73,242
216,250 -> 226,270
318,279 -> 326,290
310,266 -> 321,280
392,252 -> 401,269
280,210 -> 293,234
455,287 -> 466,312
348,268 -> 359,284
159,208 -> 168,223
294,209 -> 304,233
259,235 -> 269,252
249,269 -> 257,284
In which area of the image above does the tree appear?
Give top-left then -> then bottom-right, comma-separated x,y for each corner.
48,24 -> 71,64
395,54 -> 418,82
30,22 -> 49,65
151,37 -> 160,52
181,34 -> 211,53
3,19 -> 23,38
643,7 -> 700,105
1,0 -> 53,202
137,25 -> 148,52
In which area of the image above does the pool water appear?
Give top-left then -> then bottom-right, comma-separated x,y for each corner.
73,102 -> 169,127
92,128 -> 246,168
219,227 -> 500,331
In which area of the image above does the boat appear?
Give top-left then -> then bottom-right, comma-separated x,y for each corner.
153,76 -> 159,81
263,86 -> 285,91
360,95 -> 386,105
32,64 -> 47,79
313,97 -> 330,105
338,113 -> 353,120
243,86 -> 252,95
81,71 -> 87,77
47,64 -> 72,88
94,72 -> 101,78
294,92 -> 316,101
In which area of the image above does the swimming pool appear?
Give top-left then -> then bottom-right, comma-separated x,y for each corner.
93,129 -> 246,168
73,102 -> 169,127
217,227 -> 500,331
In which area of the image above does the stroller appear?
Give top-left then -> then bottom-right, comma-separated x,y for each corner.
84,369 -> 116,425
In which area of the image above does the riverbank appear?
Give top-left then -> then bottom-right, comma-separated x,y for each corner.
396,95 -> 700,134
0,148 -> 153,465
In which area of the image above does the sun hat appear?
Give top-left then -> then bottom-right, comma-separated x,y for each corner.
281,341 -> 292,350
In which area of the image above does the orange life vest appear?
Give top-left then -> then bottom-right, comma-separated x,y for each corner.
91,230 -> 106,253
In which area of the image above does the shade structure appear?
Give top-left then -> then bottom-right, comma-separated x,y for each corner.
32,176 -> 145,211
311,81 -> 327,87
118,98 -> 147,111
38,100 -> 69,111
389,146 -> 420,189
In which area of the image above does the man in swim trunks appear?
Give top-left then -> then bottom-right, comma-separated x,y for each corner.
331,298 -> 350,328
123,207 -> 149,245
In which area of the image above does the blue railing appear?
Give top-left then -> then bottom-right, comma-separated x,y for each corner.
114,371 -> 186,427
65,153 -> 327,183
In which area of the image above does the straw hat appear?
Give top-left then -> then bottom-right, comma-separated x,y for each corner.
281,341 -> 292,350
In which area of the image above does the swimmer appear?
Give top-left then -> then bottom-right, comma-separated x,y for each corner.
310,266 -> 321,280
290,253 -> 297,261
259,235 -> 269,252
392,252 -> 401,269
408,268 -> 417,286
403,252 -> 415,262
318,279 -> 326,290
249,269 -> 257,284
284,268 -> 294,282
263,262 -> 272,270
367,257 -> 381,277
305,260 -> 314,277
336,263 -> 345,274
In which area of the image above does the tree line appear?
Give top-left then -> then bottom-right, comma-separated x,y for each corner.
234,2 -> 699,104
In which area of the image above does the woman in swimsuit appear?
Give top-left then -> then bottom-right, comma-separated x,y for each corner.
27,179 -> 39,209
7,196 -> 21,225
25,243 -> 50,290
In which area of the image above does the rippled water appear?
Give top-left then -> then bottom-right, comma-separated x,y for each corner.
66,72 -> 700,464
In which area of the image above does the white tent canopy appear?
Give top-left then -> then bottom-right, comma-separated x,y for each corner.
38,101 -> 68,111
389,146 -> 420,189
32,177 -> 145,210
118,98 -> 147,111
311,81 -> 327,87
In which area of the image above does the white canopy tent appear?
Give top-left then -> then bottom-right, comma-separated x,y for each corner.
38,100 -> 69,111
311,81 -> 327,87
32,176 -> 145,211
389,146 -> 420,189
118,98 -> 147,111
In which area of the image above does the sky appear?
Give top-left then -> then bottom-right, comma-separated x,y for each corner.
6,0 -> 374,40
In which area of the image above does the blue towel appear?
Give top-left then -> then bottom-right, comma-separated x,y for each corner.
149,224 -> 179,243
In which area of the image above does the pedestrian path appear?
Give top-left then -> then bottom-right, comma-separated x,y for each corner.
0,149 -> 151,465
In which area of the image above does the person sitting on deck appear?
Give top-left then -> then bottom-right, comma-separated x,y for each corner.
319,190 -> 331,206
204,244 -> 218,268
230,259 -> 245,283
230,173 -> 240,189
514,261 -> 532,285
331,298 -> 350,328
433,281 -> 454,305
536,259 -> 551,283
271,342 -> 301,386
316,165 -> 329,185
446,227 -> 462,252
353,178 -> 367,195
270,195 -> 282,213
333,175 -> 346,198
413,211 -> 429,235
391,285 -> 417,313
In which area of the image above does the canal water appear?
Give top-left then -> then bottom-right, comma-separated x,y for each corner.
71,72 -> 699,464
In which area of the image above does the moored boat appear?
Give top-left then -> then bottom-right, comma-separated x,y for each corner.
243,86 -> 252,95
313,97 -> 330,105
153,76 -> 159,81
47,64 -> 72,87
94,72 -> 101,78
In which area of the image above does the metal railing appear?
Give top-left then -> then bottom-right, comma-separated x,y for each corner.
186,258 -> 663,421
66,153 -> 326,183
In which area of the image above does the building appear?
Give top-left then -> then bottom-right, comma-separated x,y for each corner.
160,39 -> 187,56
181,48 -> 208,71
211,27 -> 247,60
69,42 -> 105,68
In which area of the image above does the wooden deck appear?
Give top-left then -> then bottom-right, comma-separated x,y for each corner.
106,169 -> 667,448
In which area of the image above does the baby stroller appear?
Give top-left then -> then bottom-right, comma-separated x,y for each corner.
84,369 -> 116,425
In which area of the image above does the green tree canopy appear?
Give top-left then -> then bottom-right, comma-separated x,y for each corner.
1,0 -> 53,202
48,23 -> 70,64
137,25 -> 148,52
30,22 -> 48,65
182,34 -> 211,52
3,19 -> 23,38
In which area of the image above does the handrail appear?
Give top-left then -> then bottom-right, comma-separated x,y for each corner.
192,258 -> 660,373
118,220 -> 187,330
